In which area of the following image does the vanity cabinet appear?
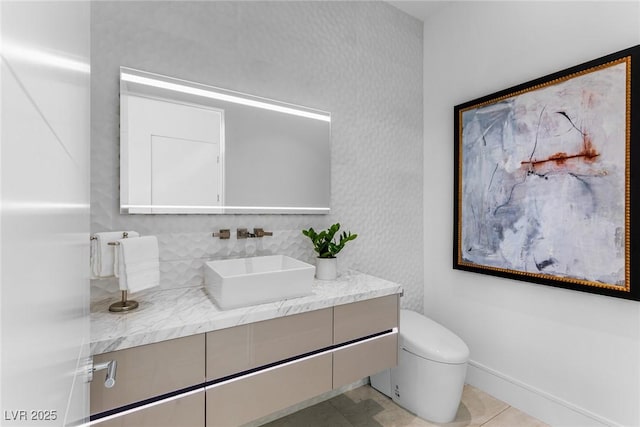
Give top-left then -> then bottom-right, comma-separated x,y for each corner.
332,294 -> 399,388
333,294 -> 399,344
91,294 -> 399,427
206,308 -> 333,380
90,334 -> 205,416
333,333 -> 398,388
94,391 -> 204,427
207,354 -> 333,426
205,295 -> 398,426
204,308 -> 334,426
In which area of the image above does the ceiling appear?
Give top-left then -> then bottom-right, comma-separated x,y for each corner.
387,1 -> 449,22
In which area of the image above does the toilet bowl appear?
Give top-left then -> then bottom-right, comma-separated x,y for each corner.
370,309 -> 469,423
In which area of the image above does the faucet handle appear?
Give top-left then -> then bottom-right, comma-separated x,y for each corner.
91,359 -> 117,388
213,229 -> 231,239
253,228 -> 273,237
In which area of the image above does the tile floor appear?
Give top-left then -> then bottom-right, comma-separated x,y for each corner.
262,384 -> 549,427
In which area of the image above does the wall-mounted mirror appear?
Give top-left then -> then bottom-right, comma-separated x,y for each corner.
120,67 -> 331,214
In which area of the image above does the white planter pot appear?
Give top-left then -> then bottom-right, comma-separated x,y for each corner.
315,257 -> 337,280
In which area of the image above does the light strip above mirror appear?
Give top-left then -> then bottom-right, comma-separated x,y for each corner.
121,71 -> 331,122
122,204 -> 331,213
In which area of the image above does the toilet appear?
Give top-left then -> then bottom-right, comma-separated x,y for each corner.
370,309 -> 469,423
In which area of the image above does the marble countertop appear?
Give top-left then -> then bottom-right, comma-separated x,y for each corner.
90,270 -> 403,355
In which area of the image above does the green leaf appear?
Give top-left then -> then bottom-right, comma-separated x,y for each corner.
301,223 -> 358,257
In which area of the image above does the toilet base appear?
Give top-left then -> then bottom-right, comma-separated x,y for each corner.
372,310 -> 469,424
370,368 -> 392,397
392,348 -> 467,423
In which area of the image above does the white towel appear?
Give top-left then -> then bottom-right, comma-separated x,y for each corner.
90,231 -> 139,278
117,236 -> 160,293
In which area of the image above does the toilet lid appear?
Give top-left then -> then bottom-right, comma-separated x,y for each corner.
400,309 -> 469,364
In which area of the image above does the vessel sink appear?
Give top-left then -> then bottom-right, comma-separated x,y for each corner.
204,255 -> 315,309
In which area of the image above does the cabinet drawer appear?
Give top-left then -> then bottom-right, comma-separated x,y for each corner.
92,390 -> 204,427
333,295 -> 398,345
206,308 -> 332,380
91,334 -> 205,415
206,353 -> 332,426
333,331 -> 398,389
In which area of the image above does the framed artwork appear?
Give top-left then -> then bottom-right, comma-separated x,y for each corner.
454,45 -> 640,301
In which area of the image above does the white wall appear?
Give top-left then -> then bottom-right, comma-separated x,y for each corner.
91,2 -> 424,310
423,2 -> 640,426
0,1 -> 90,425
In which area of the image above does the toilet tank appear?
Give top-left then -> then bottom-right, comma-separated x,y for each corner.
398,310 -> 469,364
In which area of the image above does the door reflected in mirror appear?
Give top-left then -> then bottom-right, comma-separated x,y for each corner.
120,67 -> 331,214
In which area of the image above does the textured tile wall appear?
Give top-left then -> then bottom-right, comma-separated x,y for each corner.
90,1 -> 424,311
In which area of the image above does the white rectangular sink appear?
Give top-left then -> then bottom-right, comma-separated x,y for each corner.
204,255 -> 315,310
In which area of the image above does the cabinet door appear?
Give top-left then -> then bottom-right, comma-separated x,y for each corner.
91,334 -> 205,415
333,331 -> 398,389
92,390 -> 204,427
206,308 -> 332,380
206,353 -> 332,427
333,295 -> 398,344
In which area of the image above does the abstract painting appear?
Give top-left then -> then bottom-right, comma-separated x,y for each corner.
454,45 -> 640,300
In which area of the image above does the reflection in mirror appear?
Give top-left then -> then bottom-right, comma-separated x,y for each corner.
120,67 -> 331,214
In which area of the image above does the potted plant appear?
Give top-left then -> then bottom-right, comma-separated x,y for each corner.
302,223 -> 357,280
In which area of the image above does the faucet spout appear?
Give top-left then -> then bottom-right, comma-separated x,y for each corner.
237,228 -> 272,239
237,228 -> 256,239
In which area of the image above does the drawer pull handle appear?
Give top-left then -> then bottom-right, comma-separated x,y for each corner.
92,360 -> 117,388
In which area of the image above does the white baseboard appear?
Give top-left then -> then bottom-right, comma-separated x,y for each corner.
467,360 -> 621,427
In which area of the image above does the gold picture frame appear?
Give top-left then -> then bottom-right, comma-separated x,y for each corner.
453,45 -> 639,301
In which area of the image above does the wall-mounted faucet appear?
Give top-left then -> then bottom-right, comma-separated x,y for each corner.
253,228 -> 273,238
237,228 -> 254,239
237,228 -> 273,239
213,229 -> 231,239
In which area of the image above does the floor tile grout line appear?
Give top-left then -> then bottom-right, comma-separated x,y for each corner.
262,385 -> 548,427
480,405 -> 512,426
